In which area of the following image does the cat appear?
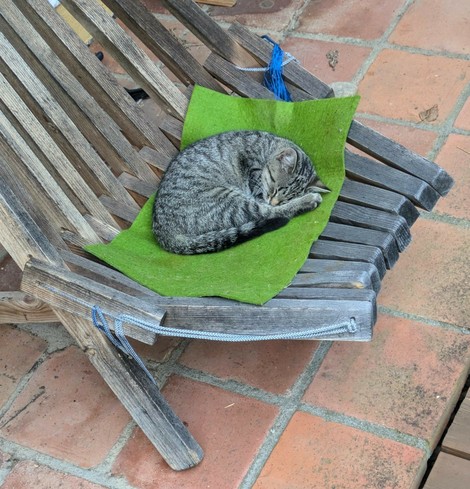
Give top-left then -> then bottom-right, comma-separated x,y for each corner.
153,130 -> 329,255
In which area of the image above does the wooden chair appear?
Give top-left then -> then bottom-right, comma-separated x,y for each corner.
0,0 -> 453,470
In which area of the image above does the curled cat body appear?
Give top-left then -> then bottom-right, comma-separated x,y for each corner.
153,130 -> 329,255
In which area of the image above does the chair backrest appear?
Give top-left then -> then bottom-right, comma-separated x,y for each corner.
0,0 -> 453,270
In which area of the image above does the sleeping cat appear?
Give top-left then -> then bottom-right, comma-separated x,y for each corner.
153,130 -> 329,255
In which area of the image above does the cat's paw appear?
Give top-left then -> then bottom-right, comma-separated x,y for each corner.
303,192 -> 322,208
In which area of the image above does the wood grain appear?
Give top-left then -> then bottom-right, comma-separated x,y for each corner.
0,291 -> 58,324
22,0 -> 175,156
423,452 -> 470,489
60,0 -> 189,119
52,307 -> 204,470
442,393 -> 470,460
101,0 -> 222,91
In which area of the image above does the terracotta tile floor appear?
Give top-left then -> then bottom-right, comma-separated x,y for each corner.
1,0 -> 469,488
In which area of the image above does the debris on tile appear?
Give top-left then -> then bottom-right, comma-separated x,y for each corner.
326,49 -> 339,71
419,104 -> 439,122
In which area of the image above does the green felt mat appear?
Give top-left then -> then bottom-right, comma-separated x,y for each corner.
86,86 -> 359,305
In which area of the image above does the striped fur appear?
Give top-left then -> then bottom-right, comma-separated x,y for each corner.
153,131 -> 327,254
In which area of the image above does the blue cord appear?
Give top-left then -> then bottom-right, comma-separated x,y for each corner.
261,35 -> 292,102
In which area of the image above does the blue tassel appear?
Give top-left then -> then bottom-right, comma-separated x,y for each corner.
262,35 -> 292,102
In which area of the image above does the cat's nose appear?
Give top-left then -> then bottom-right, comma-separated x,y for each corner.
270,197 -> 280,206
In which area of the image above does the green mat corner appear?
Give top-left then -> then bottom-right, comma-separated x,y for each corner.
85,86 -> 359,305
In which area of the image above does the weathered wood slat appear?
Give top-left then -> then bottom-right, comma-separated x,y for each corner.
22,258 -> 162,344
139,145 -> 173,172
23,257 -> 374,341
300,258 -> 381,293
0,3 -> 159,186
422,452 -> 470,489
204,51 -> 275,99
321,222 -> 399,269
0,112 -> 100,245
159,297 -> 373,341
21,0 -> 176,156
62,249 -> 380,307
60,0 -> 189,119
442,392 -> 470,460
312,240 -> 387,279
291,270 -> 374,291
101,0 -> 223,92
340,179 -> 420,226
100,196 -> 140,224
0,178 -> 64,269
0,32 -> 143,213
330,201 -> 411,252
0,71 -> 120,230
348,120 -> 454,196
345,150 -> 440,211
118,173 -> 159,199
0,291 -> 58,324
162,0 -> 257,67
84,215 -> 121,242
0,134 -> 75,250
277,287 -> 377,331
52,307 -> 204,470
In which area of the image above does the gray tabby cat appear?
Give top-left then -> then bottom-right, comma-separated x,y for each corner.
153,130 -> 329,255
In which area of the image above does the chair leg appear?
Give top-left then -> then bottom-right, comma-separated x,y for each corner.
53,309 -> 204,471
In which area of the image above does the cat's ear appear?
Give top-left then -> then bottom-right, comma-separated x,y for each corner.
308,175 -> 330,193
276,148 -> 298,173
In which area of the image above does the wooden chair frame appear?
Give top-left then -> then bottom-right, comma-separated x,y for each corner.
0,0 -> 452,470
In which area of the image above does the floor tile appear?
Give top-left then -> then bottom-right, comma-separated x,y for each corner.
303,314 -> 470,446
353,117 -> 438,157
1,461 -> 107,489
0,346 -> 130,468
209,0 -> 305,32
253,411 -> 426,489
454,96 -> 470,131
282,37 -> 371,85
113,376 -> 278,488
390,0 -> 470,55
379,219 -> 469,326
357,50 -> 470,123
179,339 -> 318,394
434,134 -> 470,220
0,254 -> 22,292
0,325 -> 47,408
297,0 -> 406,40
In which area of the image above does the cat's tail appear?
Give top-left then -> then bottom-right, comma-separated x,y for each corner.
173,217 -> 289,255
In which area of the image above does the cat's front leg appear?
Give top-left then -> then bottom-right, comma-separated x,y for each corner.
270,192 -> 322,219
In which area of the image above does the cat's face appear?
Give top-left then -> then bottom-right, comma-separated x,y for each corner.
261,147 -> 327,206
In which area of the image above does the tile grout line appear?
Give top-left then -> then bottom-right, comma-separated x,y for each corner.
171,363 -> 286,406
94,420 -> 138,475
427,80 -> 470,160
299,403 -> 431,456
239,341 -> 333,489
378,306 -> 470,333
347,0 -> 415,87
285,31 -> 470,62
418,210 -> 470,229
0,438 -> 134,489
